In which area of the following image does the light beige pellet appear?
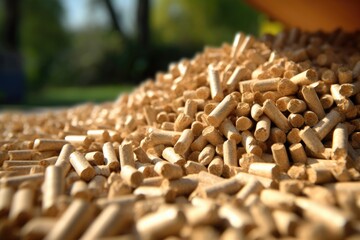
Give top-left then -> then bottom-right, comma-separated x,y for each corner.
154,161 -> 183,180
174,129 -> 194,156
312,109 -> 343,140
262,99 -> 291,132
33,139 -> 68,152
248,162 -> 280,179
208,65 -> 224,102
219,119 -> 242,143
45,200 -> 96,240
42,165 -> 64,215
69,151 -> 96,181
0,187 -> 14,217
290,69 -> 318,85
102,142 -> 120,171
137,208 -> 186,240
21,217 -> 57,240
271,143 -> 290,172
9,188 -> 35,225
207,94 -> 237,127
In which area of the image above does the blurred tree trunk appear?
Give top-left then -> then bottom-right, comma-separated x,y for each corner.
137,0 -> 149,49
4,0 -> 20,51
103,0 -> 127,41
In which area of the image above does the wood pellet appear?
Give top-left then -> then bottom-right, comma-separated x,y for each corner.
1,28 -> 360,239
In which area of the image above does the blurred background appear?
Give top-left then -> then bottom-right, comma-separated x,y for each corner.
0,0 -> 282,107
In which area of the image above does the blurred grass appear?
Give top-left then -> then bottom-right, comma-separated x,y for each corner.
24,85 -> 134,107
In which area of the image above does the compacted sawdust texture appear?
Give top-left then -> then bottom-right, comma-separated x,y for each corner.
0,28 -> 360,240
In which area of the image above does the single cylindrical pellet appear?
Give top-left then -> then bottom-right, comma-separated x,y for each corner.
33,139 -> 68,151
162,147 -> 186,166
161,177 -> 198,196
320,94 -> 334,109
248,162 -> 280,179
136,207 -> 186,240
88,175 -> 107,196
133,146 -> 151,163
85,151 -> 104,166
208,156 -> 224,176
121,165 -> 143,188
198,144 -> 216,166
208,65 -> 224,102
332,123 -> 348,161
218,204 -> 254,232
262,99 -> 291,132
303,110 -> 319,127
0,187 -> 14,217
236,102 -> 251,116
290,69 -> 317,85
54,144 -> 74,177
0,173 -> 44,188
235,178 -> 263,204
191,121 -> 205,137
236,116 -> 253,131
42,165 -> 64,215
102,142 -> 120,171
184,99 -> 198,119
231,32 -> 245,58
288,113 -> 304,128
65,135 -> 93,148
45,200 -> 96,240
119,140 -> 135,167
260,189 -> 296,211
312,109 -> 343,140
87,129 -> 110,142
223,139 -> 237,167
254,116 -> 271,142
219,119 -> 242,143
277,76 -> 299,96
8,150 -> 33,160
184,161 -> 207,175
196,177 -> 243,198
174,129 -> 194,156
202,126 -> 224,146
289,143 -> 307,164
339,81 -> 360,97
81,204 -> 133,239
191,135 -> 208,152
149,129 -> 181,146
299,126 -> 325,154
251,77 -> 280,92
207,95 -> 237,127
226,66 -> 249,91
241,131 -> 262,156
21,217 -> 57,240
301,85 -> 326,119
70,180 -> 91,200
196,86 -> 210,100
287,99 -> 307,113
154,161 -> 183,180
69,151 -> 96,181
271,143 -> 290,172
9,188 -> 34,225
174,113 -> 192,131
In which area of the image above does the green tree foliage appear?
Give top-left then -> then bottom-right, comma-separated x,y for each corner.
152,0 -> 261,47
20,0 -> 69,89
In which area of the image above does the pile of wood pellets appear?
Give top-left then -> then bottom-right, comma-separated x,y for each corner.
1,28 -> 360,240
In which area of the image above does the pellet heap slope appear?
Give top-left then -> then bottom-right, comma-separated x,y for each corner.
1,28 -> 360,240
